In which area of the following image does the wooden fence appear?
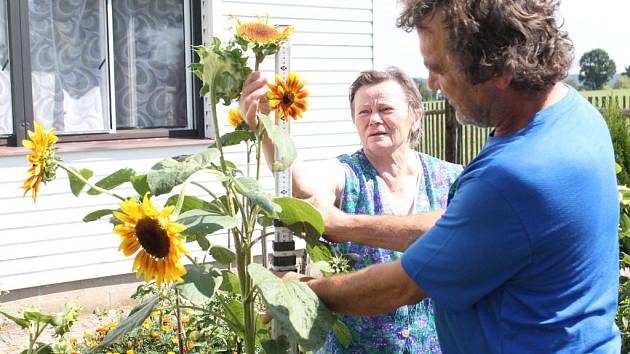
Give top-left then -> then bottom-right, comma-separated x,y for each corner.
418,92 -> 630,166
419,100 -> 491,166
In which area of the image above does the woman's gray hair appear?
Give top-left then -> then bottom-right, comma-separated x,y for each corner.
349,67 -> 424,146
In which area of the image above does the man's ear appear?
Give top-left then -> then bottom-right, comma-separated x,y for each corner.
494,69 -> 513,89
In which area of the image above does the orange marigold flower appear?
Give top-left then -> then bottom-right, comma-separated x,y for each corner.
266,72 -> 309,121
22,122 -> 60,202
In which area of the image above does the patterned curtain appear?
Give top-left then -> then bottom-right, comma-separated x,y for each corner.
112,0 -> 187,129
0,0 -> 11,135
29,0 -> 109,134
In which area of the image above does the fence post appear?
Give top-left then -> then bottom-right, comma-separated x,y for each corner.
444,99 -> 461,164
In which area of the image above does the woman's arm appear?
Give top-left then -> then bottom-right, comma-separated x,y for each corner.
239,72 -> 345,205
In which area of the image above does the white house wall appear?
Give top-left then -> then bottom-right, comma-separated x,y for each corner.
0,0 -> 372,292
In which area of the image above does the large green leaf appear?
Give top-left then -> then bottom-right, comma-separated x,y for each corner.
147,148 -> 219,196
274,197 -> 324,245
177,264 -> 223,306
83,209 -> 114,223
258,114 -> 297,172
209,245 -> 235,265
332,319 -> 352,348
66,167 -> 93,196
248,264 -> 335,351
0,308 -> 30,328
164,195 -> 214,214
130,174 -> 150,196
224,298 -> 246,334
97,296 -> 159,349
177,209 -> 238,239
219,270 -> 241,293
87,168 -> 135,195
219,130 -> 256,147
233,177 -> 280,215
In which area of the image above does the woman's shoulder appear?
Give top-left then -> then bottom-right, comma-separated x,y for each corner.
418,152 -> 463,174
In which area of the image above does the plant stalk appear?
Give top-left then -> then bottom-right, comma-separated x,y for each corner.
57,162 -> 125,201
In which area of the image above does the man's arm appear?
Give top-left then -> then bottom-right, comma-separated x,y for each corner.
305,259 -> 425,315
314,201 -> 443,252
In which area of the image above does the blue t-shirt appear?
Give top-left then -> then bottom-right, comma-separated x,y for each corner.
401,86 -> 620,353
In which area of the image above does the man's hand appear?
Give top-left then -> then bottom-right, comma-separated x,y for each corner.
307,196 -> 351,243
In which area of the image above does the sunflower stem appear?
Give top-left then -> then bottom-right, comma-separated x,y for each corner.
57,162 -> 125,201
174,288 -> 185,354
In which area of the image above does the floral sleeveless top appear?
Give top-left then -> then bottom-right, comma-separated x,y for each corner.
319,149 -> 462,354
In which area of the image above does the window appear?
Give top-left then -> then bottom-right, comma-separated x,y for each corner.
1,0 -> 202,146
0,0 -> 11,135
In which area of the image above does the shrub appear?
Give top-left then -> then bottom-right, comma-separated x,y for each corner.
602,101 -> 630,186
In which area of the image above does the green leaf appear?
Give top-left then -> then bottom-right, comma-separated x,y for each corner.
332,319 -> 352,348
224,298 -> 245,333
177,209 -> 238,239
258,113 -> 297,172
220,130 -> 256,147
0,308 -> 30,328
83,209 -> 114,223
66,167 -> 93,197
274,197 -> 324,245
96,296 -> 159,349
306,242 -> 335,263
22,309 -> 54,324
165,195 -> 214,214
87,168 -> 135,195
233,177 -> 280,215
177,264 -> 223,305
197,236 -> 211,251
130,174 -> 150,196
147,148 -> 219,196
248,264 -> 335,351
209,245 -> 235,265
219,270 -> 241,293
261,335 -> 290,354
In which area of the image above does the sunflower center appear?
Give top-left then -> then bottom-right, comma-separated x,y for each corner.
281,92 -> 295,107
135,217 -> 170,259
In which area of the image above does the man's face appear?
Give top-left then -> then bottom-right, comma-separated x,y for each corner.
417,11 -> 494,127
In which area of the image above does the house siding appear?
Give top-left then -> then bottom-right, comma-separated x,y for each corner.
0,0 -> 371,292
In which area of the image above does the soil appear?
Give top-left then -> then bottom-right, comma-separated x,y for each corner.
0,306 -> 133,354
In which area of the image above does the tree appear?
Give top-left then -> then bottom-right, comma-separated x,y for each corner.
625,65 -> 630,79
613,75 -> 630,90
579,48 -> 616,90
414,78 -> 436,101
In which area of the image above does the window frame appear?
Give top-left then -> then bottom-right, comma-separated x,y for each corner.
2,0 -> 205,148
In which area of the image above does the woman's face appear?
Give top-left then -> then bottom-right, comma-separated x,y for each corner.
353,80 -> 418,155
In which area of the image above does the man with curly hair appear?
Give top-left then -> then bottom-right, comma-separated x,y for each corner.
289,0 -> 621,352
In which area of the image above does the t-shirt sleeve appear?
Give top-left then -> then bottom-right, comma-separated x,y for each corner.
401,176 -> 532,311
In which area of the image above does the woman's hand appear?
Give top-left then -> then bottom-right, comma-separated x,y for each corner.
239,71 -> 270,128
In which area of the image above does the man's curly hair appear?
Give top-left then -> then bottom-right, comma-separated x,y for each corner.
397,0 -> 574,91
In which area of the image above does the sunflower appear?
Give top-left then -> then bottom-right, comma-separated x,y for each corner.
113,194 -> 189,286
266,71 -> 309,120
231,15 -> 293,45
22,122 -> 60,202
227,108 -> 245,129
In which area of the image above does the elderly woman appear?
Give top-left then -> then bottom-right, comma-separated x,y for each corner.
240,67 -> 461,353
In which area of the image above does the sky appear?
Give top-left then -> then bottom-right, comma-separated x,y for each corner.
379,0 -> 630,78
